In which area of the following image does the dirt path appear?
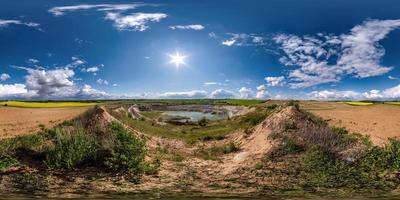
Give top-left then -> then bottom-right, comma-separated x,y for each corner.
0,107 -> 88,139
302,102 -> 400,145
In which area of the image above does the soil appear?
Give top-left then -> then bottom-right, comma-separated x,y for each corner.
0,107 -> 88,139
302,101 -> 400,145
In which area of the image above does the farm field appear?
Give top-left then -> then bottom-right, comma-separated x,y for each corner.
0,106 -> 89,139
301,101 -> 400,145
0,101 -> 98,108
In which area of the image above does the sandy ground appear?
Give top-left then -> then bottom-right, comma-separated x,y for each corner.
302,102 -> 400,145
0,107 -> 88,139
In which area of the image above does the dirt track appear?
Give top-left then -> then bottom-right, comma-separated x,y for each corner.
0,107 -> 88,139
302,102 -> 400,145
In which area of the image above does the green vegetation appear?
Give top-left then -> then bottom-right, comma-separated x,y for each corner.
0,100 -> 98,108
44,128 -> 98,169
196,142 -> 240,160
104,122 -> 146,174
140,111 -> 163,119
113,105 -> 277,143
0,120 -> 150,181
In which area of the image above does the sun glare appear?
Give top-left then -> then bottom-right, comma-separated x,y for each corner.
168,51 -> 187,67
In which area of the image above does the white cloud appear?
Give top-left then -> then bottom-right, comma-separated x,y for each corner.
105,12 -> 167,31
27,58 -> 39,64
238,87 -> 253,99
78,84 -> 110,99
265,76 -> 285,86
222,39 -> 236,46
0,73 -> 10,81
169,24 -> 204,31
159,90 -> 208,99
84,66 -> 99,73
210,89 -> 236,99
0,19 -> 40,28
308,90 -> 361,100
204,82 -> 222,86
389,75 -> 399,80
208,32 -> 217,39
308,84 -> 400,100
48,4 -> 143,16
0,84 -> 29,98
49,4 -> 166,32
274,19 -> 400,88
256,85 -> 268,99
97,79 -> 109,85
25,68 -> 78,98
221,33 -> 266,46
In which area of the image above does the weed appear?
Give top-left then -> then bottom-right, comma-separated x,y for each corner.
44,128 -> 98,169
104,122 -> 146,174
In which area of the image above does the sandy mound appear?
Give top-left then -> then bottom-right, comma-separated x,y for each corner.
84,106 -> 118,133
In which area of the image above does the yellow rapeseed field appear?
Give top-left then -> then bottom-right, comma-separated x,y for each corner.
341,102 -> 374,106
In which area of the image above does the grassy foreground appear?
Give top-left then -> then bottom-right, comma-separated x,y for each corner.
0,101 -> 98,108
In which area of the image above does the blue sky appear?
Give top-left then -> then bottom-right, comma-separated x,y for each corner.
1,0 -> 400,100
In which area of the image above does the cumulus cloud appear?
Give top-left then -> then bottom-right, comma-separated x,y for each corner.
78,84 -> 110,99
159,90 -> 208,99
265,76 -> 285,86
308,84 -> 400,100
221,33 -> 266,46
238,87 -> 253,99
105,12 -> 167,31
0,19 -> 40,28
256,85 -> 268,99
210,89 -> 236,99
0,73 -> 10,81
25,68 -> 79,98
169,24 -> 204,31
274,19 -> 400,88
49,4 -> 166,32
0,84 -> 29,98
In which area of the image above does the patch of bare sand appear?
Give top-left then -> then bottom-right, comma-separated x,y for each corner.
303,102 -> 400,145
0,107 -> 88,139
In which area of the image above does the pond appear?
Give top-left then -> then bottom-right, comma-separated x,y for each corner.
162,111 -> 228,123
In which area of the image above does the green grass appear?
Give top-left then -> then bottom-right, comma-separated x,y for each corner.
113,106 -> 276,143
0,101 -> 98,108
140,111 -> 163,119
340,101 -> 374,106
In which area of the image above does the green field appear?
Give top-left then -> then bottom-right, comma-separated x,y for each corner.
0,101 -> 98,108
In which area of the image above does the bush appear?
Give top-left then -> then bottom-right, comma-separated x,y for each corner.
0,154 -> 18,171
198,117 -> 208,126
44,128 -> 98,169
104,122 -> 146,174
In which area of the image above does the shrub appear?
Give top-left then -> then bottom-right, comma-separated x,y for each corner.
44,128 -> 98,169
268,138 -> 304,159
104,122 -> 146,174
0,154 -> 18,172
198,117 -> 208,126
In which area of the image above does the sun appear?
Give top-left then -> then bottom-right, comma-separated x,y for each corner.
168,51 -> 187,67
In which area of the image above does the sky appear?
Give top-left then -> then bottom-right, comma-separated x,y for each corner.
1,0 -> 400,100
